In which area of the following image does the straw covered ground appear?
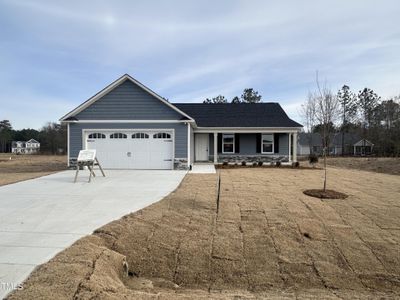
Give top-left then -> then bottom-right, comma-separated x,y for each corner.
7,167 -> 400,299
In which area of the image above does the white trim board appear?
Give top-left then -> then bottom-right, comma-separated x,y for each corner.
63,120 -> 194,124
67,123 -> 70,167
194,127 -> 302,133
60,74 -> 195,122
187,123 -> 191,168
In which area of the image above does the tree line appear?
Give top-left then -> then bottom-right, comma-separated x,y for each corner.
301,81 -> 400,156
0,120 -> 67,154
203,88 -> 262,103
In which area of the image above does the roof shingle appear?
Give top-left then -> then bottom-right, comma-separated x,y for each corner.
174,103 -> 302,128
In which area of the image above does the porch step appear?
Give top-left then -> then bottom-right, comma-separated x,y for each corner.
190,164 -> 216,174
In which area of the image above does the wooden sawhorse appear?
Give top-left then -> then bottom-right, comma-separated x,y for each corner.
74,157 -> 105,183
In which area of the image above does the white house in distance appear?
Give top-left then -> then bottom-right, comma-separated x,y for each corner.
297,133 -> 374,156
11,139 -> 41,154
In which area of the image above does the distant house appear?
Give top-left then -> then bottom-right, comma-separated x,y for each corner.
353,139 -> 374,156
298,133 -> 374,156
11,139 -> 40,154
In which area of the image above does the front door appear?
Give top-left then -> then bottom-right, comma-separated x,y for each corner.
195,134 -> 209,161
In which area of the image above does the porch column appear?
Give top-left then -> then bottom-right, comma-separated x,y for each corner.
288,133 -> 292,162
213,132 -> 218,164
293,132 -> 298,162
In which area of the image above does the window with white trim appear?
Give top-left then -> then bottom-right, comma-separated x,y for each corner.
153,132 -> 171,139
88,133 -> 106,139
261,134 -> 274,153
132,132 -> 149,139
222,134 -> 235,153
110,133 -> 127,139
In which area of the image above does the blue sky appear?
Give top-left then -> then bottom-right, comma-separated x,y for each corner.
1,0 -> 400,129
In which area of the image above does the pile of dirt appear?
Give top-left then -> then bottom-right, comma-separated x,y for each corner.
7,169 -> 400,299
303,189 -> 348,199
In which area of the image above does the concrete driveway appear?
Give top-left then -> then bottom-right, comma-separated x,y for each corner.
0,170 -> 186,298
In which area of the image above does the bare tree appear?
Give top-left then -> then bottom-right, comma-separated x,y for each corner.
299,92 -> 317,153
313,74 -> 340,191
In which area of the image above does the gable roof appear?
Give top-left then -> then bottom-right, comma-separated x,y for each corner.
174,103 -> 302,128
60,74 -> 194,122
26,139 -> 40,144
354,139 -> 374,146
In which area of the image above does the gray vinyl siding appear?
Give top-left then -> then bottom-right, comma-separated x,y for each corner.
69,123 -> 187,159
200,133 -> 289,158
238,133 -> 257,155
209,134 -> 214,155
75,80 -> 182,120
278,134 -> 289,155
237,133 -> 289,155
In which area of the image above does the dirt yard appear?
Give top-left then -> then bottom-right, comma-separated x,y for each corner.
7,167 -> 400,299
325,157 -> 400,176
0,154 -> 67,186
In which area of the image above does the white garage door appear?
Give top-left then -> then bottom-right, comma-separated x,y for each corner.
85,130 -> 174,169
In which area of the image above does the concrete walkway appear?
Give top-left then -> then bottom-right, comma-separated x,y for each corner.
0,170 -> 186,298
190,164 -> 216,174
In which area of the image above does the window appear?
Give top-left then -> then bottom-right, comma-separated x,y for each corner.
110,133 -> 127,139
222,134 -> 235,153
132,132 -> 149,139
261,134 -> 274,153
153,132 -> 171,139
88,133 -> 106,139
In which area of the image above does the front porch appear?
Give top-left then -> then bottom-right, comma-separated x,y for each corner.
193,131 -> 298,164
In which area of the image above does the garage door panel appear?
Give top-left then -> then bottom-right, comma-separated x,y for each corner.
85,130 -> 174,169
149,139 -> 173,169
130,140 -> 150,169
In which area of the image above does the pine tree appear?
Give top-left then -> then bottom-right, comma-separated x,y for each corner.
337,85 -> 357,155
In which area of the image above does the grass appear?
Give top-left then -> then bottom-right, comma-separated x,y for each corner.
324,156 -> 400,175
8,167 -> 400,299
0,154 -> 67,186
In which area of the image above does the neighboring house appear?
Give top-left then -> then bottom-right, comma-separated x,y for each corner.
11,139 -> 40,154
298,132 -> 374,156
353,139 -> 374,156
60,74 -> 302,170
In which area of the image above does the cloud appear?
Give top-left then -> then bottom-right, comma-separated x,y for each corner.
0,0 -> 400,129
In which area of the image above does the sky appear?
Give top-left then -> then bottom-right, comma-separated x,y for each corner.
1,0 -> 400,129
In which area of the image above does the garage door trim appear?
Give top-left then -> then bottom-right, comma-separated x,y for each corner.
82,128 -> 175,169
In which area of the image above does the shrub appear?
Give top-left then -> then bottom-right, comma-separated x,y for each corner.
275,161 -> 281,167
222,161 -> 228,166
252,162 -> 258,167
258,161 -> 263,167
308,153 -> 319,165
241,161 -> 247,166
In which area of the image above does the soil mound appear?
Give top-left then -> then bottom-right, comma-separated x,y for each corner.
303,189 -> 348,199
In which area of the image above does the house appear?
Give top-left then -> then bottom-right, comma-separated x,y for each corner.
11,139 -> 40,154
60,74 -> 302,170
298,132 -> 374,156
353,139 -> 374,156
